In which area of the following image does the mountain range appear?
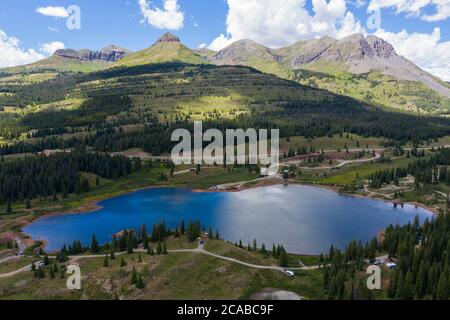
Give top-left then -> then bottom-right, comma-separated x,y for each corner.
2,32 -> 450,113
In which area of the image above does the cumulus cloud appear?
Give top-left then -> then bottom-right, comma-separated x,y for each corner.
368,0 -> 450,21
374,27 -> 450,81
208,0 -> 364,51
138,0 -> 184,30
0,29 -> 45,68
39,41 -> 65,55
35,6 -> 69,18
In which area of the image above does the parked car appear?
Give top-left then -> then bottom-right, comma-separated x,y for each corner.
285,270 -> 295,277
386,262 -> 397,270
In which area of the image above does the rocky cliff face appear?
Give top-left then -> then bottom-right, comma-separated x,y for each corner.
54,45 -> 131,62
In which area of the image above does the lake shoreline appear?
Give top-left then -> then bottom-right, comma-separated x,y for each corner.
22,177 -> 438,228
20,177 -> 437,255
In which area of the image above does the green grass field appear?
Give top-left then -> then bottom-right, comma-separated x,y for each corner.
0,239 -> 324,300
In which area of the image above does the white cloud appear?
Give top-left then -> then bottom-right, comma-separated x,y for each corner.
36,6 -> 69,18
39,41 -> 65,55
138,0 -> 184,30
374,27 -> 450,81
0,29 -> 45,68
199,43 -> 207,48
208,0 -> 364,51
350,0 -> 367,8
422,0 -> 450,21
368,0 -> 450,21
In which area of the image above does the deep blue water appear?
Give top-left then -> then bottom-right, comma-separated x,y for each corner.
23,185 -> 433,254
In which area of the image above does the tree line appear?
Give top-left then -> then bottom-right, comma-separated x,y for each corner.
0,147 -> 132,204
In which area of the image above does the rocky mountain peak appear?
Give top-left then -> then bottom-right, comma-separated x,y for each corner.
365,35 -> 396,59
157,32 -> 181,44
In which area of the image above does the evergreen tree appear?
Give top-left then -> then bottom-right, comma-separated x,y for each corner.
436,273 -> 449,300
136,274 -> 145,289
157,241 -> 162,255
5,201 -> 11,213
208,226 -> 213,239
90,234 -> 99,253
260,243 -> 267,255
279,247 -> 288,268
215,228 -> 220,240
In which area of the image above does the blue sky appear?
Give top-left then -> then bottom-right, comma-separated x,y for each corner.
0,0 -> 449,79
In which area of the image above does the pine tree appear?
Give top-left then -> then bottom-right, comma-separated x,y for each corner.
103,255 -> 109,267
436,273 -> 449,300
90,234 -> 99,253
253,238 -> 257,251
138,252 -> 142,263
136,274 -> 145,289
208,226 -> 213,239
215,228 -> 220,240
5,201 -> 12,213
163,242 -> 168,255
110,248 -> 115,260
260,243 -> 267,255
180,220 -> 185,235
157,241 -> 162,255
120,257 -> 127,267
279,247 -> 288,268
395,272 -> 405,300
127,236 -> 134,254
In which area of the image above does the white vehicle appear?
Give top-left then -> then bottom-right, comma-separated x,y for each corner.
285,270 -> 295,277
386,262 -> 397,270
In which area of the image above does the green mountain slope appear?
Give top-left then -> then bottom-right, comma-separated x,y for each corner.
5,55 -> 111,74
209,39 -> 290,78
2,62 -> 450,151
114,33 -> 205,67
208,34 -> 450,114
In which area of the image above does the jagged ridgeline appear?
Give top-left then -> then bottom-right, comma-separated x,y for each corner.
3,31 -> 450,114
1,61 -> 450,157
